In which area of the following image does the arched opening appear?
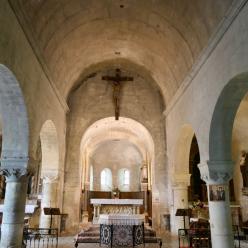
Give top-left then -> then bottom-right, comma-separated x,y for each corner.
171,124 -> 195,233
209,72 -> 248,202
174,124 -> 195,174
206,72 -> 248,246
79,117 -> 155,223
189,135 -> 206,202
0,65 -> 29,247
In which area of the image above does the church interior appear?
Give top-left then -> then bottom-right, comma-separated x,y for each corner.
0,0 -> 248,247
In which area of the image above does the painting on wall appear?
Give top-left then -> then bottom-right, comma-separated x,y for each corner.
209,185 -> 225,201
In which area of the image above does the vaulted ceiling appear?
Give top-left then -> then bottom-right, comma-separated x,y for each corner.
10,0 -> 234,105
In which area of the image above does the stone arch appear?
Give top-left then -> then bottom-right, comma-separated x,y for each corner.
39,120 -> 59,177
174,124 -> 195,174
0,65 -> 29,247
80,117 -> 155,190
0,64 -> 29,163
209,72 -> 248,162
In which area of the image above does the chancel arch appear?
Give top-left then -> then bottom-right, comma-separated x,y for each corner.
80,117 -> 155,191
0,64 -> 29,247
79,117 -> 155,223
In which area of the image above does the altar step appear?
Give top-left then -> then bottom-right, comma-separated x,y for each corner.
74,224 -> 162,247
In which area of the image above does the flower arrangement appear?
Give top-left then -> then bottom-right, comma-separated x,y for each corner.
191,200 -> 204,209
190,200 -> 209,220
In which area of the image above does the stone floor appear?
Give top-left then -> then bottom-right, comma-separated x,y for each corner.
52,235 -> 248,248
57,234 -> 178,248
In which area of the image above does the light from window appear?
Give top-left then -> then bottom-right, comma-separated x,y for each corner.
101,168 -> 112,191
124,170 -> 130,185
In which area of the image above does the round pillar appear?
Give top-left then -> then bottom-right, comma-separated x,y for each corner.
0,166 -> 29,248
39,176 -> 58,228
171,173 -> 190,235
199,161 -> 234,248
82,181 -> 90,223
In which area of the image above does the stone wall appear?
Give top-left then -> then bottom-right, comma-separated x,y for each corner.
63,69 -> 168,232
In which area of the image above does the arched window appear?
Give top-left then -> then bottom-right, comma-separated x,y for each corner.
118,168 -> 130,191
124,170 -> 130,185
100,168 -> 112,191
90,165 -> 93,191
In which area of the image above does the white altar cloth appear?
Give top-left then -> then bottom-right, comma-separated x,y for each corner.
90,199 -> 143,205
98,214 -> 145,225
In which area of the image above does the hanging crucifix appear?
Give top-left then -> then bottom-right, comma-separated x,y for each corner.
102,68 -> 133,120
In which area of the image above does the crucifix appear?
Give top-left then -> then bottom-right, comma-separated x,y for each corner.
102,68 -> 133,120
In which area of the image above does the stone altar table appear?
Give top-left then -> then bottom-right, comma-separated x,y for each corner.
90,199 -> 143,224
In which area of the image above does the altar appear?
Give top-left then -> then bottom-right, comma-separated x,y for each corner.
90,199 -> 143,224
98,214 -> 145,247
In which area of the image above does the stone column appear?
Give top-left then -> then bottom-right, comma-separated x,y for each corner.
0,162 -> 29,248
39,175 -> 58,228
199,161 -> 234,248
82,182 -> 90,223
141,182 -> 148,221
171,174 -> 191,234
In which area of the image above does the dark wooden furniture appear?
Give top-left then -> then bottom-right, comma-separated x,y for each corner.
178,221 -> 211,248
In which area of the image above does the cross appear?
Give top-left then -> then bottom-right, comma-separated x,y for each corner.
102,69 -> 133,120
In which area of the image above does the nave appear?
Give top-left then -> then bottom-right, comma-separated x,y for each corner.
1,1 -> 248,248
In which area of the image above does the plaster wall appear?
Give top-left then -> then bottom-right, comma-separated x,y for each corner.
165,2 -> 248,229
63,70 -> 168,232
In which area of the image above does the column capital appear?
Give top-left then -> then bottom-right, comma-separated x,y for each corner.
171,173 -> 191,188
198,160 -> 233,184
0,156 -> 30,182
0,167 -> 30,182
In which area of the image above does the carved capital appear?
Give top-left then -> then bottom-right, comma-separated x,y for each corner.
0,167 -> 30,182
0,157 -> 30,182
198,160 -> 233,184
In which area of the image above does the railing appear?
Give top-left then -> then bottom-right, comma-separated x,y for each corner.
23,228 -> 58,248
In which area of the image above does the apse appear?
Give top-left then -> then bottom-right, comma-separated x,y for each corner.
90,139 -> 142,192
80,116 -> 155,192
